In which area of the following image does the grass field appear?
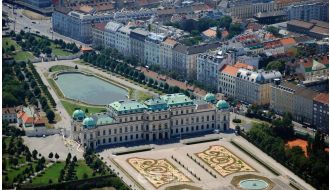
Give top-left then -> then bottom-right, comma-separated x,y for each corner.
3,163 -> 37,184
61,100 -> 106,116
50,44 -> 73,56
31,162 -> 65,185
3,37 -> 21,51
13,51 -> 34,61
49,65 -> 75,72
76,160 -> 98,180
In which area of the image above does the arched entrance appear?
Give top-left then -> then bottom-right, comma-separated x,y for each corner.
159,133 -> 163,139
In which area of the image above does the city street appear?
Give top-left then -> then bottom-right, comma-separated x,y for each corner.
3,5 -> 87,47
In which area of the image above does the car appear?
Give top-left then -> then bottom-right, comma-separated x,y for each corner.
24,26 -> 28,29
214,129 -> 220,134
36,31 -> 40,34
32,21 -> 36,24
19,15 -> 22,18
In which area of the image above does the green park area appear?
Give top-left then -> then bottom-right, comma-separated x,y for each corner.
3,37 -> 34,61
49,65 -> 75,72
50,44 -> 74,56
61,100 -> 106,116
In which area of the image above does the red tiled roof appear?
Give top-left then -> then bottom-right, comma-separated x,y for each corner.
233,62 -> 255,70
314,93 -> 329,105
94,23 -> 106,31
280,37 -> 296,46
220,65 -> 239,76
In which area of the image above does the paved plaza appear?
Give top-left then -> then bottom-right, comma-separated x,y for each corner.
101,137 -> 294,190
23,134 -> 83,161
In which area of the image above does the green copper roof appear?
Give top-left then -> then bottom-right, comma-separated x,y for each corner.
109,100 -> 147,114
160,93 -> 194,107
83,117 -> 96,128
95,114 -> 113,126
72,109 -> 85,120
144,98 -> 168,111
204,93 -> 216,102
216,100 -> 229,109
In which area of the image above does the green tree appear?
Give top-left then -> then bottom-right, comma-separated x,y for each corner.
48,152 -> 54,159
266,60 -> 285,72
266,26 -> 281,37
10,45 -> 15,52
32,149 -> 38,160
55,153 -> 59,161
219,16 -> 232,29
46,110 -> 55,123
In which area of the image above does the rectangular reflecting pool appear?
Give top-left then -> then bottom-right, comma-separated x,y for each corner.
55,72 -> 128,105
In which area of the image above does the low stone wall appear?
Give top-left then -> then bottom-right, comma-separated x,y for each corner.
25,127 -> 63,137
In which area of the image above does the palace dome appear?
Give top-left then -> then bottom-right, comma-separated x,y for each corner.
216,100 -> 229,110
82,117 -> 96,128
204,93 -> 216,102
72,109 -> 85,121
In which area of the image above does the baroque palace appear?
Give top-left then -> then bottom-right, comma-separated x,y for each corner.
71,93 -> 230,149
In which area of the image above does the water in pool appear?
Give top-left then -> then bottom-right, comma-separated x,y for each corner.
239,179 -> 269,190
55,73 -> 128,105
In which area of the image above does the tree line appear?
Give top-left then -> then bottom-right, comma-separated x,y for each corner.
80,48 -> 193,98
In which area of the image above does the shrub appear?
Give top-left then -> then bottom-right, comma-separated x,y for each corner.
232,118 -> 241,123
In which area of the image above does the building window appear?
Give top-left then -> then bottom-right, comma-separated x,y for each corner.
103,130 -> 105,135
207,116 -> 209,121
212,115 -> 214,120
125,136 -> 128,140
120,136 -> 122,141
159,115 -> 161,120
109,129 -> 111,134
130,126 -> 133,132
196,125 -> 199,130
181,128 -> 183,132
125,127 -> 128,132
207,124 -> 209,129
103,139 -> 105,144
97,131 -> 100,136
181,119 -> 183,124
108,138 -> 111,143
176,128 -> 178,133
114,129 -> 117,134
136,125 -> 138,131
114,137 -> 117,142
212,124 -> 215,128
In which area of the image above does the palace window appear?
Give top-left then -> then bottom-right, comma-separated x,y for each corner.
136,134 -> 139,139
130,126 -> 133,132
97,131 -> 100,136
108,129 -> 111,134
108,138 -> 111,143
114,129 -> 117,134
103,139 -> 105,144
103,130 -> 105,135
119,128 -> 122,133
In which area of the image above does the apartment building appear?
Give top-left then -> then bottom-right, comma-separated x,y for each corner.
236,69 -> 282,105
130,28 -> 149,63
197,50 -> 236,91
287,2 -> 329,22
313,93 -> 329,133
270,81 -> 319,124
144,33 -> 167,66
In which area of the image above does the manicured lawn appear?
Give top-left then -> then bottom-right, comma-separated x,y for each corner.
3,156 -> 28,170
3,163 -> 37,184
61,100 -> 106,116
13,51 -> 34,61
31,162 -> 65,185
49,65 -> 75,72
47,78 -> 64,98
50,44 -> 73,56
3,37 -> 21,51
76,160 -> 98,180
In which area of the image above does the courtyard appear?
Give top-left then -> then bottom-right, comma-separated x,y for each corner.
101,137 -> 294,190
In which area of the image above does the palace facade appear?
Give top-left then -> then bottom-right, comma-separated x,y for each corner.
71,93 -> 230,149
